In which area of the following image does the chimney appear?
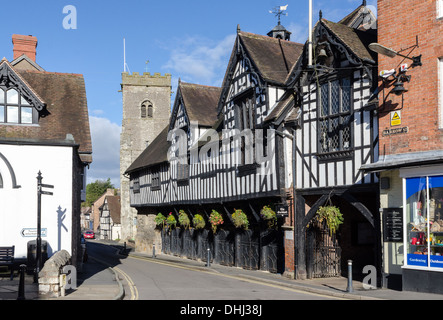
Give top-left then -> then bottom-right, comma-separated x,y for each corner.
12,34 -> 38,62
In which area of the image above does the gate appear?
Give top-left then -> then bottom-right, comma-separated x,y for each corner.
214,230 -> 235,266
306,221 -> 341,278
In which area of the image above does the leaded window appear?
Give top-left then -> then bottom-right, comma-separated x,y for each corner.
319,78 -> 352,154
0,88 -> 35,124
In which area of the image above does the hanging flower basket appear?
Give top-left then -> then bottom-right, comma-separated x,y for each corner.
154,213 -> 166,229
232,208 -> 249,230
178,210 -> 191,229
192,214 -> 206,230
260,205 -> 277,229
314,205 -> 344,236
165,212 -> 177,229
209,210 -> 224,233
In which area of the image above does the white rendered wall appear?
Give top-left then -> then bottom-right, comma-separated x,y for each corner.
0,144 -> 73,259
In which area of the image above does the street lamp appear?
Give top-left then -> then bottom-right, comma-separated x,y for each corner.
369,41 -> 422,68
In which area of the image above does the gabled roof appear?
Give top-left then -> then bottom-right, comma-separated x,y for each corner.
125,125 -> 170,174
102,195 -> 121,224
237,31 -> 304,85
321,19 -> 376,63
15,69 -> 92,163
178,81 -> 221,127
10,54 -> 45,72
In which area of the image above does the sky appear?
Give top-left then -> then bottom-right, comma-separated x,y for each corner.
0,0 -> 376,188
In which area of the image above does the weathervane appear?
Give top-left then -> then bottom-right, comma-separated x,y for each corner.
269,5 -> 288,25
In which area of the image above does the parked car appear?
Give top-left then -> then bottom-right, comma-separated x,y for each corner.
83,230 -> 95,239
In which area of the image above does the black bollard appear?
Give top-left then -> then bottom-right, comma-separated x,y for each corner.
17,264 -> 27,300
346,260 -> 353,293
206,248 -> 211,267
152,244 -> 156,258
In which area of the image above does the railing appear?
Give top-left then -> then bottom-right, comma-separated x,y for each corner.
161,227 -> 283,273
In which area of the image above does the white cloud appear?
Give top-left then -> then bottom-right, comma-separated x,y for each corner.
163,34 -> 236,86
87,116 -> 121,188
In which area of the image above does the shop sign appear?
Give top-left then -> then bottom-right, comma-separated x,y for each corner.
382,126 -> 409,136
276,204 -> 289,217
383,208 -> 403,242
407,253 -> 428,267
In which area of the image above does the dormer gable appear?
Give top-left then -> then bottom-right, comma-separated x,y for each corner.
0,59 -> 47,124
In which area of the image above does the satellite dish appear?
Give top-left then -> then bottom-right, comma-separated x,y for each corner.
369,43 -> 397,58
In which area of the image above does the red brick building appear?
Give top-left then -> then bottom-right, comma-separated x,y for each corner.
362,0 -> 443,293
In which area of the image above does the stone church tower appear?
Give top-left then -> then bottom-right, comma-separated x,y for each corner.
120,71 -> 171,242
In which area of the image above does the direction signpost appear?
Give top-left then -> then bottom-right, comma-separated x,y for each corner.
35,171 -> 53,283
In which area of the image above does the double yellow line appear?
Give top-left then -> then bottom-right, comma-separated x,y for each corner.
113,266 -> 139,300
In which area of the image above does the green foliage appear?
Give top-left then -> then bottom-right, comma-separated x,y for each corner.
178,210 -> 191,229
260,205 -> 277,229
84,178 -> 114,207
154,213 -> 166,228
232,209 -> 249,230
166,213 -> 177,228
315,206 -> 344,236
209,210 -> 224,233
192,214 -> 206,230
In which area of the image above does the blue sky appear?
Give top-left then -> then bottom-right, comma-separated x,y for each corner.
0,0 -> 376,188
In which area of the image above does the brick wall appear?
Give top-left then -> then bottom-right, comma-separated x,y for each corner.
378,0 -> 443,156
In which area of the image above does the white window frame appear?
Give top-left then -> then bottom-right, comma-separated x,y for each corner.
439,58 -> 443,128
438,0 -> 443,19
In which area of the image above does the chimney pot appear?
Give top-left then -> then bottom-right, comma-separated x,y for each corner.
12,34 -> 38,62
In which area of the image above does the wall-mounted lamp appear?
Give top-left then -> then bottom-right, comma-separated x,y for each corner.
369,38 -> 422,68
391,80 -> 408,96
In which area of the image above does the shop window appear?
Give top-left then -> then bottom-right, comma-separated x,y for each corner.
405,175 -> 443,268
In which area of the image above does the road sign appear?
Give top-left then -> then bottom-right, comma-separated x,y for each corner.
20,228 -> 47,237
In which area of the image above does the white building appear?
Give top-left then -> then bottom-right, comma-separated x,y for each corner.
0,34 -> 92,268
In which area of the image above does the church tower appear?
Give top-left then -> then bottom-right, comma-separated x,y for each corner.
120,71 -> 171,242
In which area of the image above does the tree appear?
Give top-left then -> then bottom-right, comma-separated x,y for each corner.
83,178 -> 114,207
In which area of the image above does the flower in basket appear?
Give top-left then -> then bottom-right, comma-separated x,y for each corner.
154,213 -> 166,228
165,212 -> 177,228
260,205 -> 277,229
192,214 -> 206,230
178,210 -> 191,229
232,208 -> 249,230
209,210 -> 224,233
315,205 -> 344,236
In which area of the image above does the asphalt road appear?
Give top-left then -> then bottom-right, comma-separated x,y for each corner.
86,241 -> 341,302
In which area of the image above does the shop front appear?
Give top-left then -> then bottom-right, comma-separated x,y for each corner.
401,165 -> 443,294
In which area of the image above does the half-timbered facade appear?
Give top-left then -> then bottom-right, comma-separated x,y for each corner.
125,3 -> 382,280
126,27 -> 304,273
282,5 -> 381,279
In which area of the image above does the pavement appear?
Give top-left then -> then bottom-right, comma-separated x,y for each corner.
2,240 -> 443,301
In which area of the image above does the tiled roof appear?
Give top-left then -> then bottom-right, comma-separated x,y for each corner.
7,69 -> 93,163
125,125 -> 170,174
321,19 -> 376,63
179,82 -> 221,127
238,31 -> 304,85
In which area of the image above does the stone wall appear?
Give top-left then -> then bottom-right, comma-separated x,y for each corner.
135,211 -> 162,256
120,71 -> 171,242
38,250 -> 71,297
